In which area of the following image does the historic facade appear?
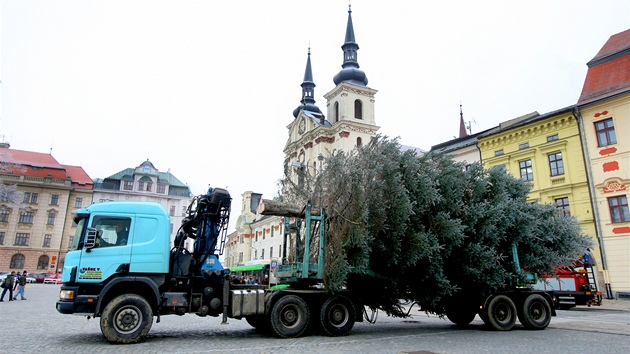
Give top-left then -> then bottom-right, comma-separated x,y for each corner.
576,29 -> 630,295
92,160 -> 192,243
0,144 -> 93,274
225,6 -> 380,267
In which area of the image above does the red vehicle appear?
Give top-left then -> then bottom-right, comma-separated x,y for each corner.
532,262 -> 602,309
44,273 -> 63,284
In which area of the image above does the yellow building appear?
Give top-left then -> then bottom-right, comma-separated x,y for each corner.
478,107 -> 598,278
576,29 -> 630,296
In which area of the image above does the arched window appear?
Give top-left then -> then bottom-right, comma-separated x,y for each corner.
357,137 -> 362,148
354,100 -> 363,119
10,254 -> 25,269
37,255 -> 50,270
334,102 -> 339,123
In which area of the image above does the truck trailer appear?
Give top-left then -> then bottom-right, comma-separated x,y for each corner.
56,188 -> 555,344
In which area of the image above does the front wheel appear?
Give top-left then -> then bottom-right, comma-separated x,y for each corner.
270,295 -> 310,338
484,295 -> 516,331
320,295 -> 356,336
518,294 -> 551,330
445,303 -> 477,327
100,294 -> 153,344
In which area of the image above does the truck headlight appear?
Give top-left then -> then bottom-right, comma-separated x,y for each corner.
60,289 -> 75,300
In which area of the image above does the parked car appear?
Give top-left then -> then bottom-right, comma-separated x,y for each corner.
25,276 -> 37,283
43,273 -> 62,284
31,273 -> 49,283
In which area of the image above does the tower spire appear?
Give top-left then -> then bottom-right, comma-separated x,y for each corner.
293,46 -> 322,118
459,103 -> 468,138
333,4 -> 368,87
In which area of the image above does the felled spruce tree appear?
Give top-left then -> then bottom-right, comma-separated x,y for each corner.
278,136 -> 592,316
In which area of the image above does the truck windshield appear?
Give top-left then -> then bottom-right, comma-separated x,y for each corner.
70,217 -> 86,251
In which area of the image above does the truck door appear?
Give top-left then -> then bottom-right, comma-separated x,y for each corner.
76,216 -> 133,283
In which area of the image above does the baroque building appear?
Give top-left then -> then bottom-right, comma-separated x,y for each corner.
0,144 -> 93,274
576,29 -> 630,296
225,5 -> 380,267
92,159 -> 192,243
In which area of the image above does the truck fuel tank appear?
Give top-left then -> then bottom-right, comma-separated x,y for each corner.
231,289 -> 265,317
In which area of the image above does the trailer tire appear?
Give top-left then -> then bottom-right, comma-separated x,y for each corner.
270,295 -> 310,338
445,303 -> 477,326
485,295 -> 516,331
320,295 -> 356,336
100,294 -> 153,344
518,294 -> 551,330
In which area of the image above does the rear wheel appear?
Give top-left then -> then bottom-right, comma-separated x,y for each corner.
445,303 -> 477,326
518,294 -> 551,330
270,295 -> 310,338
485,295 -> 516,331
100,294 -> 153,344
320,295 -> 356,336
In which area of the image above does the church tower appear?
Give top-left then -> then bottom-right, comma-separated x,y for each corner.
284,5 -> 379,172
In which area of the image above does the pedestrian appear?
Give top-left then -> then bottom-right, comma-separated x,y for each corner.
13,270 -> 27,300
0,271 -> 16,302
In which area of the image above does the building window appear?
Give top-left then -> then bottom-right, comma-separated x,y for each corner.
239,252 -> 243,263
263,229 -> 266,240
181,206 -> 186,217
555,197 -> 571,217
37,255 -> 50,270
519,142 -> 529,150
0,209 -> 9,222
169,205 -> 175,217
608,195 -> 629,223
75,197 -> 83,208
43,234 -> 52,247
19,211 -> 35,224
123,181 -> 133,191
271,227 -> 274,237
547,134 -> 558,142
519,160 -> 533,181
495,149 -> 504,156
334,102 -> 339,123
145,182 -> 153,192
15,233 -> 30,246
67,236 -> 74,249
261,248 -> 265,259
23,192 -> 31,203
10,254 -> 25,269
354,99 -> 363,119
30,193 -> 38,204
157,184 -> 167,194
255,231 -> 258,242
270,247 -> 273,259
548,152 -> 564,176
0,231 -> 4,245
357,137 -> 362,148
138,181 -> 145,191
51,194 -> 59,205
595,118 -> 617,147
47,212 -> 56,225
240,235 -> 244,244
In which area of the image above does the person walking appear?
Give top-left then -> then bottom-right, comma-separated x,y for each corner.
13,270 -> 27,300
0,271 -> 16,302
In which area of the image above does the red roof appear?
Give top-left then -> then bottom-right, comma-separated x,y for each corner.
62,165 -> 94,189
0,147 -> 68,179
578,29 -> 630,105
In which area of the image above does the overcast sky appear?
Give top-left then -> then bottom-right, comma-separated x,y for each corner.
1,1 -> 629,232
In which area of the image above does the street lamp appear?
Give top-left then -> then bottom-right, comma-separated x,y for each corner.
291,153 -> 324,175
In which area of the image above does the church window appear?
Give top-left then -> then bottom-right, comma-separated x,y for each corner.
334,102 -> 339,123
357,137 -> 362,148
354,100 -> 363,119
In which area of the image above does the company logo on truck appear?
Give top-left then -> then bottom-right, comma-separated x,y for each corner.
79,267 -> 103,280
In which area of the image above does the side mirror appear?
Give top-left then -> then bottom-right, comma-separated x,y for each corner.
84,228 -> 99,251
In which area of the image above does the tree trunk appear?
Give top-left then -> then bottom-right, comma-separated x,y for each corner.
258,199 -> 321,217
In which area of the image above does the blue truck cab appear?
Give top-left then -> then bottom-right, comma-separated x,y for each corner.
57,201 -> 171,316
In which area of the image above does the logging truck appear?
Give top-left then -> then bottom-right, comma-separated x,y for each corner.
56,188 -> 555,344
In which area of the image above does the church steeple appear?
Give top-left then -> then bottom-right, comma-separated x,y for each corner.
333,5 -> 368,87
293,47 -> 322,118
459,103 -> 468,137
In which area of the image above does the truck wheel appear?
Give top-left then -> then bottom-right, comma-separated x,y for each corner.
100,294 -> 153,344
485,295 -> 516,331
320,295 -> 355,336
517,294 -> 551,330
270,295 -> 310,338
445,303 -> 477,326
